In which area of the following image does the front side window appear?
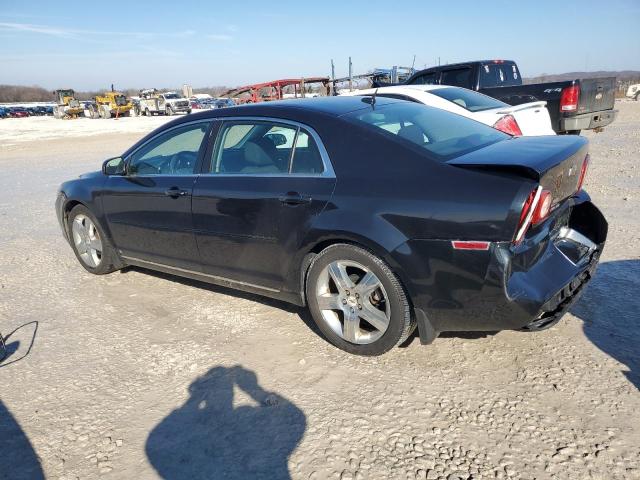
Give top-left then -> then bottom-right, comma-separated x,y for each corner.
344,102 -> 507,161
428,87 -> 507,112
128,121 -> 211,175
212,121 -> 325,175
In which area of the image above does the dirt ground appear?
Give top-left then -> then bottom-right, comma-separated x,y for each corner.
0,103 -> 638,480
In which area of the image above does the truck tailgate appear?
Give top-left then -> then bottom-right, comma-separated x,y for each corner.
578,77 -> 615,114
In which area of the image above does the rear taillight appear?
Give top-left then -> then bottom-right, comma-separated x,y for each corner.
531,190 -> 552,225
577,154 -> 589,191
513,187 -> 553,244
493,115 -> 522,136
560,85 -> 580,112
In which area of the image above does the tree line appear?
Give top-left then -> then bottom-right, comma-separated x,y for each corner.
0,85 -> 230,103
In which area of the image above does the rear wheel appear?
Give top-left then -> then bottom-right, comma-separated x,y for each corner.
306,244 -> 415,356
67,205 -> 120,275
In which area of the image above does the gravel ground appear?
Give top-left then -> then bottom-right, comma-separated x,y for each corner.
0,102 -> 639,480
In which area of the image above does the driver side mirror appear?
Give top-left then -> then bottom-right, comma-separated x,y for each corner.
102,157 -> 125,175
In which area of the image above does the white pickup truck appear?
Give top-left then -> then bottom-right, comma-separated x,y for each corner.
139,89 -> 191,116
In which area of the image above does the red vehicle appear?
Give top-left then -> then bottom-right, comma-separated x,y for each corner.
225,77 -> 330,104
8,107 -> 30,118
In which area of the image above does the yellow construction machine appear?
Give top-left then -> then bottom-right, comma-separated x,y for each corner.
53,89 -> 84,119
88,91 -> 133,119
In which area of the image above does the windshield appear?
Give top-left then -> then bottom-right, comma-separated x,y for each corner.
114,95 -> 128,106
428,87 -> 507,112
163,93 -> 181,99
344,101 -> 508,161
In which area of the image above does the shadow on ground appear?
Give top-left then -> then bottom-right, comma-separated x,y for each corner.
0,400 -> 45,480
146,365 -> 306,480
571,259 -> 640,390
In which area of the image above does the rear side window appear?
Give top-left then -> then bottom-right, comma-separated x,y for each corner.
409,72 -> 437,85
428,87 -> 508,112
212,121 -> 325,175
440,68 -> 473,88
479,63 -> 521,87
344,102 -> 507,161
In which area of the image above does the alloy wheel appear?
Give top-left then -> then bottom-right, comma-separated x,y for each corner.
71,214 -> 103,268
315,260 -> 390,344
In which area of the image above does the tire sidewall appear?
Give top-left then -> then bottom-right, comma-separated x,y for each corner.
67,205 -> 118,275
306,244 -> 410,356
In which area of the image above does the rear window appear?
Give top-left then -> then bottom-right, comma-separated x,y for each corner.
479,63 -> 521,87
344,101 -> 507,161
428,87 -> 508,112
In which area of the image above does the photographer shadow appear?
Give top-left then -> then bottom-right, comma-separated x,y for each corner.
146,365 -> 306,480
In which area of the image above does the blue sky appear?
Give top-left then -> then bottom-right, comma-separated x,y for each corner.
1,0 -> 639,90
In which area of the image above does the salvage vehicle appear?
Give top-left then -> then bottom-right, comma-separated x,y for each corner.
626,84 -> 640,101
139,89 -> 191,116
345,85 -> 555,136
88,91 -> 133,119
53,89 -> 84,119
404,60 -> 617,134
56,97 -> 607,356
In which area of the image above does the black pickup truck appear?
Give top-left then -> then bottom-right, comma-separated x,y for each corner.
403,60 -> 617,134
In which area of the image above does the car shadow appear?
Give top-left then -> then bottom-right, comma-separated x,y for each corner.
145,365 -> 306,480
0,400 -> 45,480
571,259 -> 640,390
0,321 -> 39,368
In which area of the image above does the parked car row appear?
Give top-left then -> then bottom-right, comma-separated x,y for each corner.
190,97 -> 236,110
0,105 -> 54,118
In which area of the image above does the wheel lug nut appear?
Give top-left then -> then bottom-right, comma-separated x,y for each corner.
345,290 -> 350,296
342,299 -> 347,305
358,304 -> 362,310
355,293 -> 359,299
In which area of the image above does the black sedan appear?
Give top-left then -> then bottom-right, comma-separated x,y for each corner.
56,96 -> 607,355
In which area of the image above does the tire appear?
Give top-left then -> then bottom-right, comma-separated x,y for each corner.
145,108 -> 151,117
635,94 -> 640,102
187,109 -> 192,114
305,244 -> 415,356
67,205 -> 121,275
166,105 -> 173,116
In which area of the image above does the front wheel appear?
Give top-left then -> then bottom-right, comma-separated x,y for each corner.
306,244 -> 415,355
166,106 -> 173,116
67,205 -> 121,275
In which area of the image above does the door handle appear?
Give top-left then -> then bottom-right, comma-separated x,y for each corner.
165,187 -> 189,198
279,192 -> 312,206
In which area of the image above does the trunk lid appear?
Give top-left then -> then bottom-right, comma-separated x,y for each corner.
448,135 -> 589,203
496,101 -> 555,136
577,77 -> 616,114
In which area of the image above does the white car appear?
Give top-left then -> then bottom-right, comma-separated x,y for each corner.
343,84 -> 556,136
